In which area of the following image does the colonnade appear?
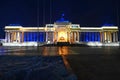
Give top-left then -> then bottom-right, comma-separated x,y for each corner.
79,31 -> 118,42
5,31 -> 118,43
5,32 -> 22,43
46,32 -> 54,42
70,32 -> 79,43
101,31 -> 118,42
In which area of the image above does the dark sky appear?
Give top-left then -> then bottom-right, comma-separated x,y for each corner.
0,0 -> 120,38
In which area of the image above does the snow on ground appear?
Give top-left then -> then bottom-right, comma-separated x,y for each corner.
0,56 -> 77,80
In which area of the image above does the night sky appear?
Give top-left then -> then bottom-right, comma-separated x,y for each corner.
0,0 -> 120,38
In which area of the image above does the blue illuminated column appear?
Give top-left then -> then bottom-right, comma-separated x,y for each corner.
94,32 -> 97,41
32,32 -> 35,41
84,32 -> 86,42
91,32 -> 94,41
27,32 -> 29,41
26,32 -> 28,42
46,32 -> 48,42
33,32 -> 35,41
89,32 -> 92,41
97,32 -> 100,41
29,32 -> 31,41
24,32 -> 26,42
88,32 -> 90,41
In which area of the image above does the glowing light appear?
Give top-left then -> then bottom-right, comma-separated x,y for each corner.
102,26 -> 118,29
58,46 -> 68,55
5,26 -> 22,28
58,31 -> 67,42
80,27 -> 102,29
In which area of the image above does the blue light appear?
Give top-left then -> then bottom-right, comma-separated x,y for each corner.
24,32 -> 26,42
86,32 -> 89,42
95,32 -> 97,41
9,24 -> 21,26
92,32 -> 94,41
98,32 -> 100,41
89,32 -> 91,41
83,32 -> 86,41
37,32 -> 46,42
102,23 -> 114,26
56,14 -> 69,22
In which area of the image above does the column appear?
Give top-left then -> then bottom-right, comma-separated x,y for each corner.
104,32 -> 106,41
26,32 -> 28,42
70,32 -> 73,43
110,32 -> 112,42
116,32 -> 118,42
106,32 -> 108,41
108,32 -> 111,42
73,32 -> 75,42
54,32 -> 56,43
8,32 -> 10,43
107,32 -> 109,42
74,32 -> 76,42
100,32 -> 102,42
16,32 -> 20,42
77,32 -> 79,42
22,32 -> 24,42
88,32 -> 89,41
113,32 -> 115,42
95,32 -> 97,41
69,32 -> 71,43
67,32 -> 69,42
102,32 -> 105,42
74,32 -> 75,42
5,32 -> 8,42
89,32 -> 91,41
52,32 -> 54,42
10,32 -> 12,42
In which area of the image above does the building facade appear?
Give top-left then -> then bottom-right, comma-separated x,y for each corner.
4,20 -> 119,44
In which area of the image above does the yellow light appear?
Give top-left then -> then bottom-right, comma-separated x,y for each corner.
58,31 -> 67,42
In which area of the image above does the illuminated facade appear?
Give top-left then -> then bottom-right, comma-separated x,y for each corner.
4,20 -> 119,44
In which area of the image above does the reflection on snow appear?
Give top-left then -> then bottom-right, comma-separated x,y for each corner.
58,46 -> 68,55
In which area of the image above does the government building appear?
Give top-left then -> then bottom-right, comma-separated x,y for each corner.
4,18 -> 119,45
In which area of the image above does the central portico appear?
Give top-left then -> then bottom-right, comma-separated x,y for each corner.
46,18 -> 80,44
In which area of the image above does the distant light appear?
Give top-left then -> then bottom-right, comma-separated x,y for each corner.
80,27 -> 102,29
102,23 -> 114,26
9,24 -> 21,26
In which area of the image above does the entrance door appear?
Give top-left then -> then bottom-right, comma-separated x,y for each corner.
57,31 -> 67,42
